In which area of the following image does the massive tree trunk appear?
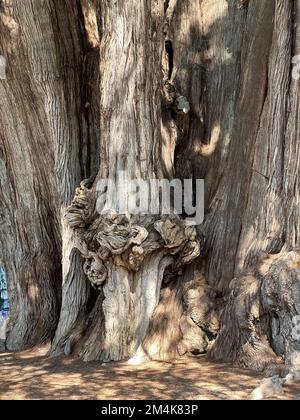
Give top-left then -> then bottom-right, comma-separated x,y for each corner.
0,0 -> 99,350
1,0 -> 300,373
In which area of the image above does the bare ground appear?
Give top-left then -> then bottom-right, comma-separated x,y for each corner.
0,347 -> 299,400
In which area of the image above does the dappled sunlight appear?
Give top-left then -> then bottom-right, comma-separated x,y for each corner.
201,0 -> 228,35
12,344 -> 50,359
195,124 -> 221,156
0,350 -> 299,400
28,284 -> 40,301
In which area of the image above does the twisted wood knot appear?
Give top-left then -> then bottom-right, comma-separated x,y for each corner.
66,181 -> 201,287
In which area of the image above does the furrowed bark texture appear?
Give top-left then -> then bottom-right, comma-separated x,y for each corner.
51,0 -> 201,362
0,0 -> 98,350
1,0 -> 299,371
195,0 -> 300,370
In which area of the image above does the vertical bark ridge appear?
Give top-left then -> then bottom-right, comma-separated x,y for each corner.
0,0 -> 94,350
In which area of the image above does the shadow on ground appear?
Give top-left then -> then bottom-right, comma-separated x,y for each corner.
0,348 -> 299,400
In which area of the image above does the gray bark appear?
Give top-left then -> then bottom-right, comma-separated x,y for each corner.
0,0 -> 97,350
1,0 -> 300,372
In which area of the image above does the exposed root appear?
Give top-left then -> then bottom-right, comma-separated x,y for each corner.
249,376 -> 284,400
249,367 -> 300,400
210,250 -> 300,372
140,274 -> 221,362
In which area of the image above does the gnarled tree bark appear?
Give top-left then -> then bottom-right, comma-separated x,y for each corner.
1,0 -> 300,374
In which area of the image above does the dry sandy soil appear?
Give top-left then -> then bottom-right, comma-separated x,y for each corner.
0,347 -> 299,400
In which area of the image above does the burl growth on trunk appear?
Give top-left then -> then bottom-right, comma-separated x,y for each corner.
65,177 -> 219,362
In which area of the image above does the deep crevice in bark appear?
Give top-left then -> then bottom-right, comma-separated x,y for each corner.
1,1 -> 300,382
165,40 -> 174,81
